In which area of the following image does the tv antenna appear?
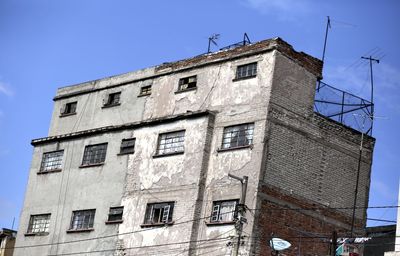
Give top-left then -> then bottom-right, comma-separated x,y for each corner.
208,33 -> 220,53
361,56 -> 380,124
322,16 -> 331,65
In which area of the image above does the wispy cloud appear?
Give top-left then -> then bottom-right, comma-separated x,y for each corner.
0,80 -> 14,97
241,0 -> 314,20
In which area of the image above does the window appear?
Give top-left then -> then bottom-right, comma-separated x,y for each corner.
178,75 -> 197,91
156,130 -> 185,155
235,62 -> 257,80
107,207 -> 123,222
60,102 -> 77,116
40,150 -> 64,172
211,200 -> 238,223
103,92 -> 121,107
139,85 -> 152,96
119,138 -> 135,155
69,209 -> 95,231
144,202 -> 174,225
27,214 -> 51,234
81,143 -> 108,166
221,123 -> 254,149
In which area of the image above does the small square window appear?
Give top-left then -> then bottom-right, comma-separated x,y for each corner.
60,102 -> 77,116
103,92 -> 121,107
107,207 -> 124,222
221,123 -> 254,149
119,138 -> 135,155
211,200 -> 238,223
235,62 -> 257,80
156,130 -> 185,155
40,150 -> 64,172
27,214 -> 51,234
144,202 -> 174,225
139,85 -> 152,96
178,75 -> 197,91
81,143 -> 108,166
69,209 -> 95,231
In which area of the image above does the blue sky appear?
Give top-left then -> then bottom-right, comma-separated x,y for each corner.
0,0 -> 399,230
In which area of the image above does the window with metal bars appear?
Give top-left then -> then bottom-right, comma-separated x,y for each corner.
40,150 -> 64,172
178,75 -> 197,91
221,123 -> 254,149
69,209 -> 95,231
60,102 -> 77,116
107,207 -> 123,222
156,130 -> 185,155
235,62 -> 257,80
119,138 -> 135,155
211,200 -> 238,223
27,214 -> 51,234
144,202 -> 174,225
103,92 -> 121,107
139,85 -> 152,96
81,143 -> 107,166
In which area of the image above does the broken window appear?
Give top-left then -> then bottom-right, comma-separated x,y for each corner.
119,138 -> 135,155
69,209 -> 95,230
156,130 -> 185,155
221,123 -> 254,149
27,214 -> 51,234
81,143 -> 108,166
40,150 -> 64,172
211,200 -> 238,223
178,75 -> 197,91
107,207 -> 123,222
144,202 -> 174,224
139,85 -> 152,96
235,62 -> 257,80
103,92 -> 121,107
60,102 -> 77,116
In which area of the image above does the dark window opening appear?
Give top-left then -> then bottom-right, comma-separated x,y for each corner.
103,92 -> 121,107
221,123 -> 254,149
144,202 -> 174,224
69,209 -> 95,230
235,62 -> 257,80
81,143 -> 107,166
178,75 -> 197,91
119,138 -> 135,155
107,207 -> 123,222
61,102 -> 77,116
139,85 -> 152,96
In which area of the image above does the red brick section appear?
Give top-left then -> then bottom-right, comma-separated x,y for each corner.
251,185 -> 364,256
155,37 -> 323,79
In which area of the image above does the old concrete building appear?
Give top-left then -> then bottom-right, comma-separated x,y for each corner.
15,37 -> 375,255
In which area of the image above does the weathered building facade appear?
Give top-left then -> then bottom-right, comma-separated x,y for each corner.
15,38 -> 374,255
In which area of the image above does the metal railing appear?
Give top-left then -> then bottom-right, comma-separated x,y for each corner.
314,81 -> 374,135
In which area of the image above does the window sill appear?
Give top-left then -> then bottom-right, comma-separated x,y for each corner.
59,112 -> 76,118
153,151 -> 184,158
232,75 -> 257,82
79,163 -> 104,168
205,221 -> 235,226
102,103 -> 121,109
175,87 -> 197,94
140,222 -> 174,228
217,144 -> 253,153
25,232 -> 49,236
117,151 -> 134,156
105,220 -> 123,225
66,228 -> 94,233
37,169 -> 62,175
138,93 -> 151,97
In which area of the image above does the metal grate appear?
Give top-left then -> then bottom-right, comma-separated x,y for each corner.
28,214 -> 50,233
221,123 -> 254,149
40,150 -> 64,172
157,130 -> 185,155
235,62 -> 257,79
82,143 -> 108,166
139,85 -> 152,96
314,81 -> 374,135
70,209 -> 95,230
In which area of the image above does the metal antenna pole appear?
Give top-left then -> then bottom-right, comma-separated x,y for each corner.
228,174 -> 248,256
361,56 -> 379,134
322,16 -> 331,65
